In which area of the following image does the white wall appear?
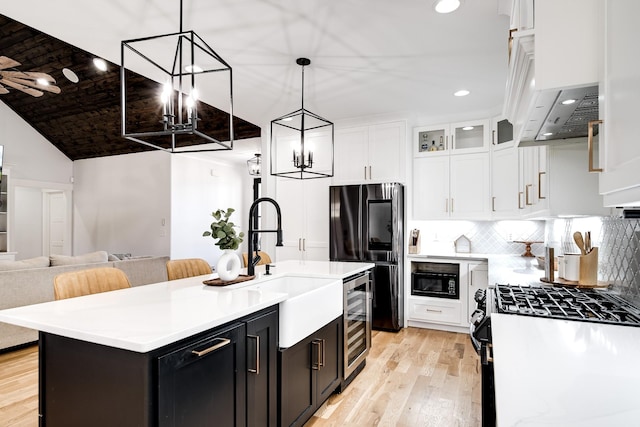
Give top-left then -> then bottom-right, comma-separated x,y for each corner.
72,151 -> 172,256
0,102 -> 73,183
14,187 -> 43,259
170,153 -> 254,267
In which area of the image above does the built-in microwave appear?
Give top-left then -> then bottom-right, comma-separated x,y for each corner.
411,261 -> 459,299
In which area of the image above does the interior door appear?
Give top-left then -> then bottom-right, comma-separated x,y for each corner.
45,191 -> 66,255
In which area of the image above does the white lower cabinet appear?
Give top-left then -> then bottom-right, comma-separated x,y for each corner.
407,258 -> 488,331
408,298 -> 462,325
466,262 -> 489,326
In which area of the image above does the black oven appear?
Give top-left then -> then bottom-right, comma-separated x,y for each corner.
410,261 -> 459,299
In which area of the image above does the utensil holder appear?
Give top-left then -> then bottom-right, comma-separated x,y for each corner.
579,247 -> 598,286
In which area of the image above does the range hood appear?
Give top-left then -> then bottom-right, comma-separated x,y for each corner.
518,85 -> 599,147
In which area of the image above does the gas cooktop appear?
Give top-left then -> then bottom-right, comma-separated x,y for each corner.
495,284 -> 640,326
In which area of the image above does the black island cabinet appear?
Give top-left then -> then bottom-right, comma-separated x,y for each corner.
38,306 -> 279,427
278,316 -> 343,427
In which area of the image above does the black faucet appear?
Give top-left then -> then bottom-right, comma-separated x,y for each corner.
247,197 -> 283,276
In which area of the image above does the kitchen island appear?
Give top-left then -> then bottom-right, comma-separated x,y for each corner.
0,260 -> 374,427
492,314 -> 640,426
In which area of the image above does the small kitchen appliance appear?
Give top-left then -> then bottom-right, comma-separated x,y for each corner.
410,262 -> 459,299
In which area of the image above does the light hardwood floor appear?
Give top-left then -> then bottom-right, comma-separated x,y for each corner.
0,328 -> 480,426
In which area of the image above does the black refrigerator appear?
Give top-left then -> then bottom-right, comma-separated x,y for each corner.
329,183 -> 404,331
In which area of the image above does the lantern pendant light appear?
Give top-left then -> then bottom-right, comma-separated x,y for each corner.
120,0 -> 234,153
270,58 -> 334,179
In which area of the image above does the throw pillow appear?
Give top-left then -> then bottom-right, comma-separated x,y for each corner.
0,256 -> 51,271
50,251 -> 109,266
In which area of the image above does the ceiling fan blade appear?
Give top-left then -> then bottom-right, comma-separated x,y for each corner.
0,83 -> 9,94
10,76 -> 61,94
2,70 -> 56,84
0,78 -> 44,97
0,56 -> 21,70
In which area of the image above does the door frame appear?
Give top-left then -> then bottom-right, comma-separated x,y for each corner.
12,178 -> 73,256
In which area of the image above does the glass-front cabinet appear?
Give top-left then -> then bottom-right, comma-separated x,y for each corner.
414,120 -> 489,156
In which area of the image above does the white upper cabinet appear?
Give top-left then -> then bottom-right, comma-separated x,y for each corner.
275,177 -> 329,262
491,116 -> 515,151
491,146 -> 520,218
518,146 -> 547,217
413,153 -> 490,220
449,153 -> 491,219
534,0 -> 601,92
334,121 -> 406,184
413,156 -> 450,220
599,0 -> 640,206
504,0 -> 602,143
412,120 -> 491,220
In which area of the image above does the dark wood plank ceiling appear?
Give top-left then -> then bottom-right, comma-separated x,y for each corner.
0,14 -> 261,161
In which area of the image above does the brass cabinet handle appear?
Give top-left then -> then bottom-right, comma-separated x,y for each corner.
445,198 -> 448,213
298,238 -> 302,251
320,339 -> 325,368
451,198 -> 454,213
525,184 -> 532,205
492,196 -> 496,212
247,335 -> 260,374
191,338 -> 231,357
302,238 -> 306,252
312,340 -> 322,370
426,308 -> 443,313
588,119 -> 603,172
538,172 -> 546,199
492,130 -> 496,145
368,166 -> 372,179
518,191 -> 524,209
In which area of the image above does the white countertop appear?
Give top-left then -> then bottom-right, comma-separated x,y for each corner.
0,260 -> 374,353
492,313 -> 640,426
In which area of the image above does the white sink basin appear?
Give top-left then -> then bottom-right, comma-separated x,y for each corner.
244,276 -> 343,348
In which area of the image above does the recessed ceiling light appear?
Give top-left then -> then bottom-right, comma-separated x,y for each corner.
434,0 -> 461,13
562,99 -> 577,105
542,132 -> 553,136
93,58 -> 108,72
454,89 -> 470,97
185,64 -> 203,73
62,68 -> 79,83
462,126 -> 474,130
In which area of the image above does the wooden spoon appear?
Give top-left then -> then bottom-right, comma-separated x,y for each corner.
573,231 -> 586,255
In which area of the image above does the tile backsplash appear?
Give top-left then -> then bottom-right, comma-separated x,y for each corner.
411,217 -> 640,304
409,220 -> 546,255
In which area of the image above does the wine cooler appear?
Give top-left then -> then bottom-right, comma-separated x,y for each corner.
343,271 -> 372,381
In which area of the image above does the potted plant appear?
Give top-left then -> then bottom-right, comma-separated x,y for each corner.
203,208 -> 245,281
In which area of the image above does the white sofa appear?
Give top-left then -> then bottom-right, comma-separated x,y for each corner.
0,253 -> 170,352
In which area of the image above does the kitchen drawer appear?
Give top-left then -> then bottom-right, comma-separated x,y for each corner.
408,298 -> 462,325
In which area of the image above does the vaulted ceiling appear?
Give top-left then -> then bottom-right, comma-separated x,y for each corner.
0,14 -> 261,161
0,1 -> 510,161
